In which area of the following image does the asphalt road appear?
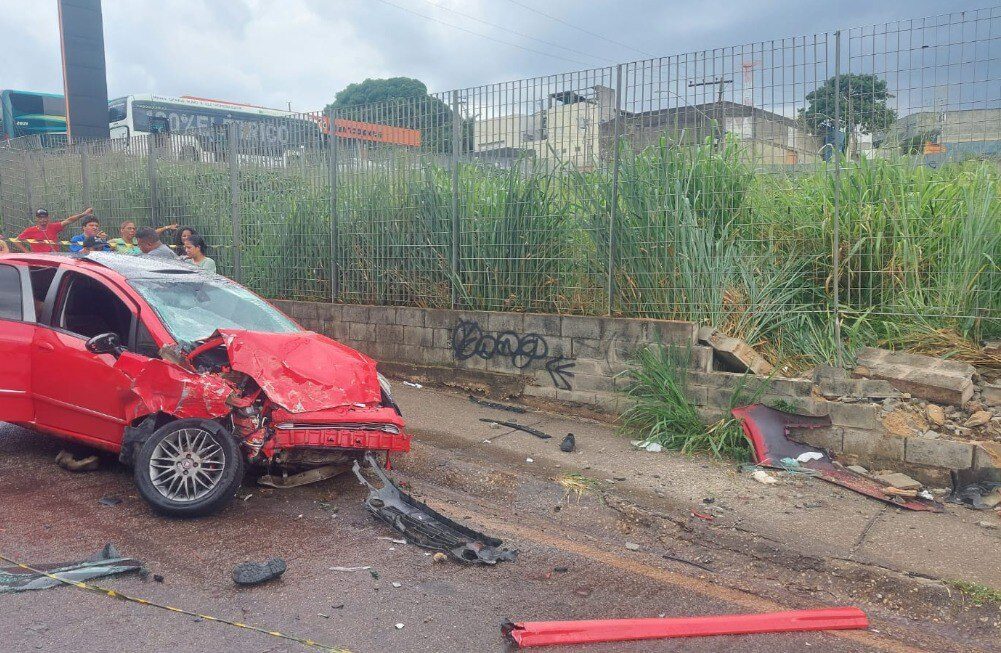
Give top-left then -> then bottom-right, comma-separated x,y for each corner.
0,420 -> 991,653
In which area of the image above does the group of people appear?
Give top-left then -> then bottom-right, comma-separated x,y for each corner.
0,207 -> 216,273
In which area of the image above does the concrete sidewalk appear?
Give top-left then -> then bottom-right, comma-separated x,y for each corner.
393,382 -> 1001,588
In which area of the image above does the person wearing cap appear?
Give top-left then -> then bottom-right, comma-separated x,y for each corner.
14,207 -> 93,253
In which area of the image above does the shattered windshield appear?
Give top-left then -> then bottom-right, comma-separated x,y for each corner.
129,277 -> 299,344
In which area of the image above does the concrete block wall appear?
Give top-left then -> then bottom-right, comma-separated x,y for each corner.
271,300 -> 699,413
270,300 -> 996,483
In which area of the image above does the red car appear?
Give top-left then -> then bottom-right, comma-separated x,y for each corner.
0,252 -> 409,516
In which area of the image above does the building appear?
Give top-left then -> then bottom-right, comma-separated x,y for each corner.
881,108 -> 1001,159
473,88 -> 823,169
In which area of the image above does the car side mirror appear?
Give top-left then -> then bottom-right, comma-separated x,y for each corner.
86,332 -> 125,357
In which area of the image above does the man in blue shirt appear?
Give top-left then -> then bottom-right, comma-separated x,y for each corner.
69,216 -> 110,254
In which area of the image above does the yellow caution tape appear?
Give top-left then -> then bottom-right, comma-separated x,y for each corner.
1,237 -> 237,250
0,552 -> 350,653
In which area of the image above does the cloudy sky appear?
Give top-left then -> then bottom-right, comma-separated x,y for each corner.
0,0 -> 991,111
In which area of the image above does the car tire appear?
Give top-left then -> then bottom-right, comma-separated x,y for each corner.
133,418 -> 244,518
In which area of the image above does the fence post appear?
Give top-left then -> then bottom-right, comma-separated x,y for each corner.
326,109 -> 340,302
607,64 -> 624,316
228,121 -> 242,282
450,91 -> 461,310
147,138 -> 158,226
832,31 -> 843,367
80,146 -> 90,209
24,152 -> 34,218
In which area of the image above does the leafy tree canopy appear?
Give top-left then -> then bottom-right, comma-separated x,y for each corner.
800,73 -> 897,136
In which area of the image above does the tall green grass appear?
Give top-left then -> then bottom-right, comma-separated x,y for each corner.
5,139 -> 998,367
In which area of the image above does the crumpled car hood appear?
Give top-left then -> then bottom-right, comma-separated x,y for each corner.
213,329 -> 382,414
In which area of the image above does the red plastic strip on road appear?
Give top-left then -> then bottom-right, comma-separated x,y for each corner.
503,607 -> 868,648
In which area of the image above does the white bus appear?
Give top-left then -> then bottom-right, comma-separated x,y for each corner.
107,94 -> 320,162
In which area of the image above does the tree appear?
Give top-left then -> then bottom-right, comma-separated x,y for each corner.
325,77 -> 469,153
799,73 -> 897,157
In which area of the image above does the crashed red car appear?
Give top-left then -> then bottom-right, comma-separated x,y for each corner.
0,252 -> 409,516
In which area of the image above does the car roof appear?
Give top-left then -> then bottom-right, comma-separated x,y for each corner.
0,251 -> 208,281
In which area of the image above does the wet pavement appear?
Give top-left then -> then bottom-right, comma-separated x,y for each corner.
0,414 -> 995,653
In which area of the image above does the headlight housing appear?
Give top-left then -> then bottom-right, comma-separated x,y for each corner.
377,372 -> 393,397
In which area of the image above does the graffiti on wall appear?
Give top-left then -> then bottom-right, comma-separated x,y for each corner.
451,319 -> 575,390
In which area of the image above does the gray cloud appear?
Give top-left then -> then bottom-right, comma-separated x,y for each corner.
0,0 -> 989,111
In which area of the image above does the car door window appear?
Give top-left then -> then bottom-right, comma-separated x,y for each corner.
28,266 -> 57,321
0,265 -> 23,320
55,273 -> 134,345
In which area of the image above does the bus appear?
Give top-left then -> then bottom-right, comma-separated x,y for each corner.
0,89 -> 67,144
108,94 -> 321,161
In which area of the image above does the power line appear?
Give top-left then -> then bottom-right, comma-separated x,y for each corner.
371,0 -> 594,67
504,0 -> 655,58
416,0 -> 614,64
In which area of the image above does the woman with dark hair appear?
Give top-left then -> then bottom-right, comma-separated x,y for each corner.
183,234 -> 216,274
173,226 -> 197,256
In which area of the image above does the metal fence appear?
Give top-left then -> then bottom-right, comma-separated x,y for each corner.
2,7 -> 999,362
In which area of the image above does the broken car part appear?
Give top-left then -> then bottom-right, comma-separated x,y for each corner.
469,395 -> 527,413
232,557 -> 287,586
478,418 -> 551,440
502,607 -> 869,648
55,449 -> 99,472
734,404 -> 943,512
0,544 -> 141,593
948,468 -> 1001,510
353,453 -> 518,565
257,463 -> 351,489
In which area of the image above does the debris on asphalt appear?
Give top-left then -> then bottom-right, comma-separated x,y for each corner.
948,469 -> 1001,510
795,451 -> 824,463
554,566 -> 569,573
977,520 -> 998,530
501,607 -> 869,648
0,544 -> 142,593
560,433 -> 576,453
478,418 -> 552,439
402,381 -> 423,389
526,458 -> 534,463
392,581 -> 402,588
377,537 -> 407,545
98,496 -> 123,507
752,470 -> 778,485
624,542 -> 641,551
257,463 -> 351,489
630,440 -> 663,453
432,552 -> 448,563
690,511 -> 714,522
54,449 -> 99,473
734,404 -> 943,512
153,574 -> 164,583
395,623 -> 405,630
232,557 -> 287,586
469,395 -> 527,413
557,474 -> 596,502
873,472 -> 922,491
329,566 -> 372,572
353,453 -> 518,565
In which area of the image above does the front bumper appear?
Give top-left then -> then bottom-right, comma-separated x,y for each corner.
269,406 -> 410,453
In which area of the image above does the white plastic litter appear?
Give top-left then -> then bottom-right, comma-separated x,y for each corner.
752,470 -> 779,485
796,451 -> 824,463
526,457 -> 534,463
402,381 -> 423,388
329,566 -> 372,572
645,442 -> 663,453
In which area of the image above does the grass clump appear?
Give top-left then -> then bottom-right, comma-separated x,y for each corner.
556,473 -> 598,502
619,345 -> 758,461
945,580 -> 1001,607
